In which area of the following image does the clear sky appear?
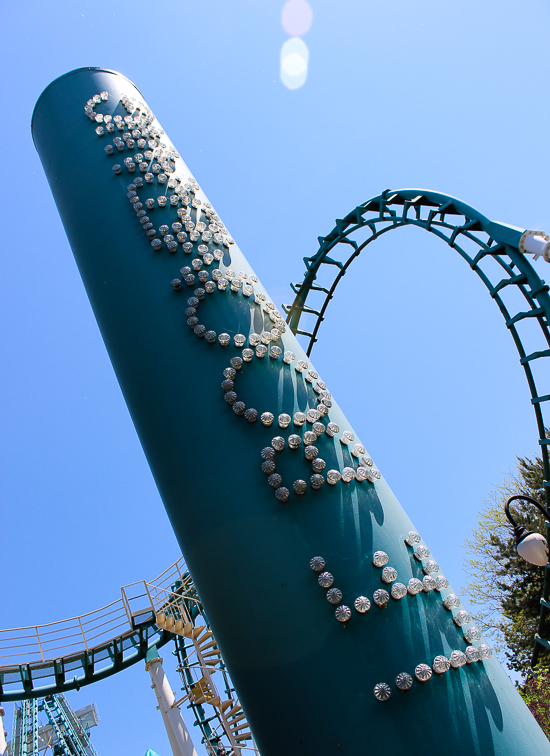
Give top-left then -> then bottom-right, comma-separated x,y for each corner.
1,0 -> 549,754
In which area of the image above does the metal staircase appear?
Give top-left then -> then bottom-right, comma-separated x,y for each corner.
151,579 -> 257,755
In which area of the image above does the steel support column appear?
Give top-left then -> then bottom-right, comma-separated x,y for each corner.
31,68 -> 550,755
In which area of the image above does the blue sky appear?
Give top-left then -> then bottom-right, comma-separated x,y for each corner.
1,0 -> 549,754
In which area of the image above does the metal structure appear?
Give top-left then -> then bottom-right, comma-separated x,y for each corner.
145,648 -> 198,756
157,590 -> 257,755
0,561 -> 177,701
27,67 -> 550,755
146,573 -> 259,755
0,560 -> 258,756
285,189 -> 550,666
7,696 -> 98,756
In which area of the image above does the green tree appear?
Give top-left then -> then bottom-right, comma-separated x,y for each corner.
462,451 -> 550,737
462,452 -> 550,672
521,667 -> 550,739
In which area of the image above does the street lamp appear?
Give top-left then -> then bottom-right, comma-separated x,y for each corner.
505,494 -> 550,567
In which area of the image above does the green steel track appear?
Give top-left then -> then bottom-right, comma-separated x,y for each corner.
0,562 -> 186,702
285,188 -> 550,666
0,619 -> 171,704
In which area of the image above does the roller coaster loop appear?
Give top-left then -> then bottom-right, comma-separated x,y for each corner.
284,187 -> 550,666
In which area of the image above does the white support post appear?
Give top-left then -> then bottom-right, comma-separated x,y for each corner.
0,707 -> 7,756
145,650 -> 199,756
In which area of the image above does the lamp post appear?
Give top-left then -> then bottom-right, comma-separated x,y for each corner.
505,495 -> 550,567
505,494 -> 550,666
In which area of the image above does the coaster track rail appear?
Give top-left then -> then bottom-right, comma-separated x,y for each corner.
285,187 -> 550,665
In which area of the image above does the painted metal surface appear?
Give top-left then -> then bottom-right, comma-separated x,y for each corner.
31,68 -> 550,755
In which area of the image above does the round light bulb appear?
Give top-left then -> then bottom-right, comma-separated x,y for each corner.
517,532 -> 549,566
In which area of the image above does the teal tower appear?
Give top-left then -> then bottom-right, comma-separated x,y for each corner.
31,68 -> 549,755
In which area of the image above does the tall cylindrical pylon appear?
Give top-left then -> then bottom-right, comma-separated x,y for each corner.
32,68 -> 549,755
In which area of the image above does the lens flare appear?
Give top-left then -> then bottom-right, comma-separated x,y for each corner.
281,0 -> 313,37
280,37 -> 309,90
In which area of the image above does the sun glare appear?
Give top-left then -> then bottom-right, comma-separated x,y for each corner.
280,2 -> 311,91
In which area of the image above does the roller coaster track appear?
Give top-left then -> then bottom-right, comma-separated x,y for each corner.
0,561 -> 187,702
0,559 -> 258,756
284,187 -> 550,666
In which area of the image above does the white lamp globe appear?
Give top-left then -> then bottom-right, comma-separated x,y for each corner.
517,532 -> 549,567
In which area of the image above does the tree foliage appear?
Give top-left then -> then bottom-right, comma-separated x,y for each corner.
462,452 -> 550,673
520,666 -> 550,739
